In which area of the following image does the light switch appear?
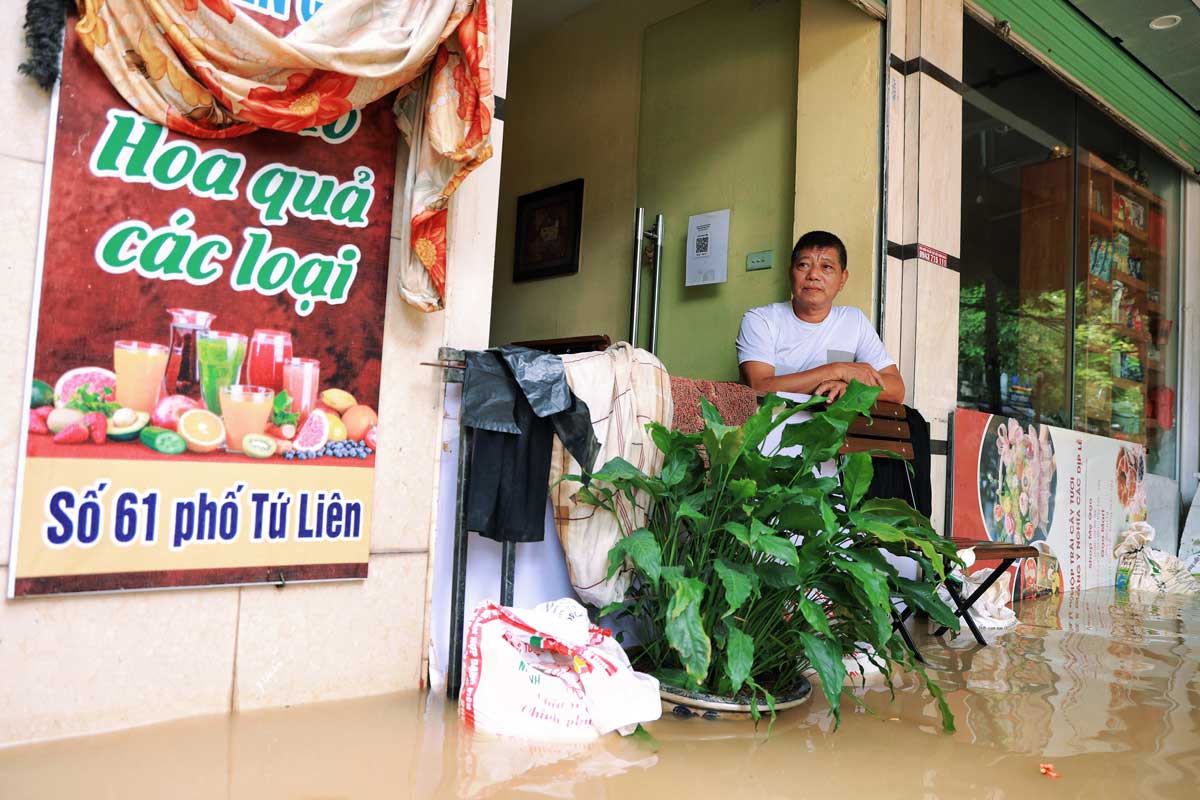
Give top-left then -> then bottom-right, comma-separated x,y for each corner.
746,250 -> 773,271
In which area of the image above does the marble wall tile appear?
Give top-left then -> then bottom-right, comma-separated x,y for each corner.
883,255 -> 904,369
0,154 -> 45,567
930,452 -> 947,535
233,552 -> 427,711
886,67 -> 905,244
888,0 -> 908,59
369,236 -> 447,554
916,78 -> 962,260
912,259 -> 960,431
899,258 -> 919,404
0,570 -> 239,746
444,124 -> 504,350
901,72 -> 921,246
917,0 -> 963,80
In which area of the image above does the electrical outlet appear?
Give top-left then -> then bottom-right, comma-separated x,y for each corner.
746,250 -> 773,271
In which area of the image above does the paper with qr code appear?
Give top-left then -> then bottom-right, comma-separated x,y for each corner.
685,209 -> 730,287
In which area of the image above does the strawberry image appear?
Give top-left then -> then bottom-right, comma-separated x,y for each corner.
33,406 -> 52,421
53,423 -> 90,444
28,410 -> 49,435
83,412 -> 108,445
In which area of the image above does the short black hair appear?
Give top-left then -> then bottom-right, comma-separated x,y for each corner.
791,230 -> 847,270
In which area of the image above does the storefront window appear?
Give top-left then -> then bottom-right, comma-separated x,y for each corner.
1073,104 -> 1181,477
959,18 -> 1182,477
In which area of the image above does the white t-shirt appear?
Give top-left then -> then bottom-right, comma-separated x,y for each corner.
735,303 -> 895,375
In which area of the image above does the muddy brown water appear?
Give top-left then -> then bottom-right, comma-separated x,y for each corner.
2,588 -> 1197,798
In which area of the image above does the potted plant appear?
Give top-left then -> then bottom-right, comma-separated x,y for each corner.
573,382 -> 962,730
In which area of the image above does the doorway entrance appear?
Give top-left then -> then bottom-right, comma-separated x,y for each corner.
490,0 -> 884,382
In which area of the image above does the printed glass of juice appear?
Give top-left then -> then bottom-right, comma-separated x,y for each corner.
219,385 -> 274,453
281,358 -> 320,421
197,331 -> 247,413
246,330 -> 293,393
163,308 -> 215,400
114,341 -> 169,413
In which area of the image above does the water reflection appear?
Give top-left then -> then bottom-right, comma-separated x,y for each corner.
1,588 -> 1197,799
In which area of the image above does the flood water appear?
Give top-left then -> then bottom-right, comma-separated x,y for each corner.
2,587 -> 1198,798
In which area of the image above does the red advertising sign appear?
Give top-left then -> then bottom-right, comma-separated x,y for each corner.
9,19 -> 395,596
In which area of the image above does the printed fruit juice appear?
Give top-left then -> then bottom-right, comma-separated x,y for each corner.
113,341 -> 168,413
246,330 -> 293,392
282,358 -> 320,421
219,385 -> 273,452
197,331 -> 247,413
164,308 -> 215,400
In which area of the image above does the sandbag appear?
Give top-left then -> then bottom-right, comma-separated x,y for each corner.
459,598 -> 661,741
1114,522 -> 1200,595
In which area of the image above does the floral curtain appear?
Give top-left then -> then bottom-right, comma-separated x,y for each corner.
74,0 -> 494,311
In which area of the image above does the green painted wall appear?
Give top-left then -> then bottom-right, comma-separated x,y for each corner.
636,0 -> 802,381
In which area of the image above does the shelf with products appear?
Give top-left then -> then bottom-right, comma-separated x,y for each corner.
1021,149 -> 1177,442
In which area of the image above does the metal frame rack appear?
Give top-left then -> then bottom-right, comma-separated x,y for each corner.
431,347 -> 517,701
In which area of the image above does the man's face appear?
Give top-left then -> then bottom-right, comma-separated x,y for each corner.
791,246 -> 848,309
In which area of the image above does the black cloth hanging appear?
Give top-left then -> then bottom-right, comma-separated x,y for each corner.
864,405 -> 932,518
463,347 -> 599,543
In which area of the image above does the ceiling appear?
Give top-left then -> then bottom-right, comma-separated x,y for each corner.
1069,0 -> 1200,112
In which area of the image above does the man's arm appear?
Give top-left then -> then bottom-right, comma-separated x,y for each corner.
741,360 -> 891,396
877,365 -> 905,404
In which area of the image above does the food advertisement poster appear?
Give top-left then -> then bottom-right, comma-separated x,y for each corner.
951,409 -> 1147,607
9,15 -> 394,597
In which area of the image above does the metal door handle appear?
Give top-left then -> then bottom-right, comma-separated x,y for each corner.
630,207 -> 645,344
649,213 -> 663,355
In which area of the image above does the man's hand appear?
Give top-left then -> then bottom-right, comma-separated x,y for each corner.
833,362 -> 885,388
813,379 -> 849,402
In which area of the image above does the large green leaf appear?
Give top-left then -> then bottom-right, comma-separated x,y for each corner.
797,631 -> 846,723
823,380 -> 881,422
724,622 -> 754,695
675,500 -> 707,524
699,397 -> 726,429
590,457 -> 647,482
614,528 -> 661,586
894,576 -> 960,632
853,516 -> 941,573
714,559 -> 759,617
833,556 -> 893,644
797,595 -> 834,638
723,521 -> 753,546
660,449 -> 692,487
759,563 -> 803,589
729,478 -> 757,502
738,394 -> 789,452
663,572 -> 711,685
751,534 -> 800,568
777,502 -> 823,532
819,497 -> 839,537
840,451 -> 874,510
779,414 -> 846,457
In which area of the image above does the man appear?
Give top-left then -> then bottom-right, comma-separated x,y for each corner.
736,230 -> 905,403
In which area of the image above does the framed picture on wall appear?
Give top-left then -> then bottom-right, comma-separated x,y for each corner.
513,178 -> 584,282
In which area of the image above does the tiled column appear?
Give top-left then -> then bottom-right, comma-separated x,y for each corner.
883,0 -> 963,533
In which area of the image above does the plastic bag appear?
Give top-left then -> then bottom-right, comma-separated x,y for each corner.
938,547 -> 1018,630
1114,522 -> 1200,595
459,598 -> 661,741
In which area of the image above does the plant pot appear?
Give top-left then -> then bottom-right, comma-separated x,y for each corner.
659,676 -> 812,720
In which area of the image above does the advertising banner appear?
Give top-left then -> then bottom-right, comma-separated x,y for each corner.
951,409 -> 1148,603
9,16 -> 395,597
